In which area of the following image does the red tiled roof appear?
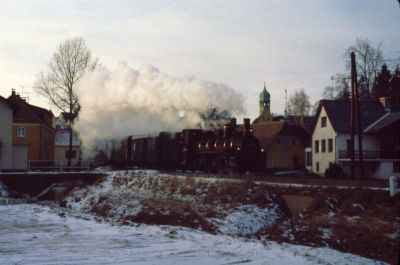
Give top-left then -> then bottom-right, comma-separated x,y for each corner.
251,121 -> 311,149
251,122 -> 285,149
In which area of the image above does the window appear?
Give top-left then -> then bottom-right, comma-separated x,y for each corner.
65,150 -> 77,159
316,162 -> 320,172
328,139 -> 333,152
321,139 -> 326,152
292,138 -> 296,145
314,140 -> 319,153
306,151 -> 312,166
17,127 -> 26,137
321,116 -> 327,128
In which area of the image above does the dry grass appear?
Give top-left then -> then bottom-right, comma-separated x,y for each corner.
84,172 -> 400,264
123,198 -> 214,233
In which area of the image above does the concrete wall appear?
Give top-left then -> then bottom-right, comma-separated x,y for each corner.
0,101 -> 13,170
311,106 -> 337,176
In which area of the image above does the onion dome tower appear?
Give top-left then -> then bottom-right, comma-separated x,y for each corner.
254,82 -> 273,123
259,82 -> 271,114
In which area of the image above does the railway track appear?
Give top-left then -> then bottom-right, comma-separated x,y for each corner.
155,169 -> 389,189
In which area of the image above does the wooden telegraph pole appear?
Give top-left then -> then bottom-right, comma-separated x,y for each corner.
350,52 -> 356,179
350,52 -> 364,179
353,59 -> 364,179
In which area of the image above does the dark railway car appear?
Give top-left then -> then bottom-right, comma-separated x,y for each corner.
108,118 -> 265,173
131,132 -> 181,169
106,137 -> 132,168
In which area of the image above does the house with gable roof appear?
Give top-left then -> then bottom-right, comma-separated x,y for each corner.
7,90 -> 55,162
251,121 -> 310,170
310,99 -> 399,179
54,116 -> 81,164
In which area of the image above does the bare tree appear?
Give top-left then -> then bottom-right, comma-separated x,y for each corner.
288,89 -> 311,116
345,38 -> 384,99
35,37 -> 98,167
322,73 -> 350,100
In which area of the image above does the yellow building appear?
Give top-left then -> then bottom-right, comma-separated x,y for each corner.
7,90 -> 55,162
251,121 -> 309,170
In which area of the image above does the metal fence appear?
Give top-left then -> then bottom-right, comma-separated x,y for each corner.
27,160 -> 92,172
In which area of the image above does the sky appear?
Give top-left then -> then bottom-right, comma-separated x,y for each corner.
1,0 -> 399,120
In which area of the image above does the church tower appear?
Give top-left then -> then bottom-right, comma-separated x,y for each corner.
254,82 -> 273,123
259,82 -> 270,114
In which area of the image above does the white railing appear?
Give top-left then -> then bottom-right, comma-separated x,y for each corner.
27,160 -> 92,172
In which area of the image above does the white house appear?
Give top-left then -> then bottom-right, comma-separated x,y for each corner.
55,128 -> 81,164
310,99 -> 399,179
0,96 -> 13,171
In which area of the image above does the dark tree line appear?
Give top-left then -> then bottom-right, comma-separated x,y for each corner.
322,39 -> 400,111
371,65 -> 400,111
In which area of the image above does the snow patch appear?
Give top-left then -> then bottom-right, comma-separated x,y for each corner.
0,203 -> 388,265
212,204 -> 280,235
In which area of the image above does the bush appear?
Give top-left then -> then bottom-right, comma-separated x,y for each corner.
325,163 -> 346,179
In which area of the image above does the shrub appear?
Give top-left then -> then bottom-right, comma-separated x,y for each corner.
325,163 -> 346,179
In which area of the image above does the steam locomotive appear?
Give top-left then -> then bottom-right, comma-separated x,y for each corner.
106,118 -> 265,173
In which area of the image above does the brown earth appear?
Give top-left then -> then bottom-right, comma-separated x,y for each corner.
256,186 -> 399,265
64,172 -> 399,264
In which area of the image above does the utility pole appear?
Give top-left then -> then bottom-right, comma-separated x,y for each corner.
350,52 -> 356,179
284,89 -> 288,117
353,54 -> 364,179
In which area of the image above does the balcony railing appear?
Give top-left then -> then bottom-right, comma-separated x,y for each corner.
338,150 -> 400,159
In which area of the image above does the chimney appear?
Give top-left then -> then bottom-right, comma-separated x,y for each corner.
223,124 -> 229,138
11,89 -> 16,96
230,118 -> 236,129
379,97 -> 391,112
243,118 -> 250,135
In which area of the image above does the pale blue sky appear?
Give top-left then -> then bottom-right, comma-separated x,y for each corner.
1,0 -> 399,119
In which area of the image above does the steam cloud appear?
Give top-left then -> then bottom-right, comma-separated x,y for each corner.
74,62 -> 245,154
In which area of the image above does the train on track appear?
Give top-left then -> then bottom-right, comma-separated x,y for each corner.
106,118 -> 265,173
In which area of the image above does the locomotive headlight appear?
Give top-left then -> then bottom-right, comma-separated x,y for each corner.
237,147 -> 241,151
261,148 -> 264,152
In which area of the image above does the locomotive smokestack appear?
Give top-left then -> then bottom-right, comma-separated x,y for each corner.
243,118 -> 250,135
223,124 -> 229,138
230,118 -> 236,128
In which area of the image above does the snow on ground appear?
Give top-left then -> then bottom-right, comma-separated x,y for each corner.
64,171 -> 282,235
0,203 -> 388,265
212,204 -> 280,235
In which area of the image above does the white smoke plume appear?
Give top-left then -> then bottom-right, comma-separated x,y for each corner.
74,62 -> 245,155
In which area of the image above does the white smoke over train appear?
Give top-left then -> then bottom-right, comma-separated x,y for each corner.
74,62 -> 245,154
